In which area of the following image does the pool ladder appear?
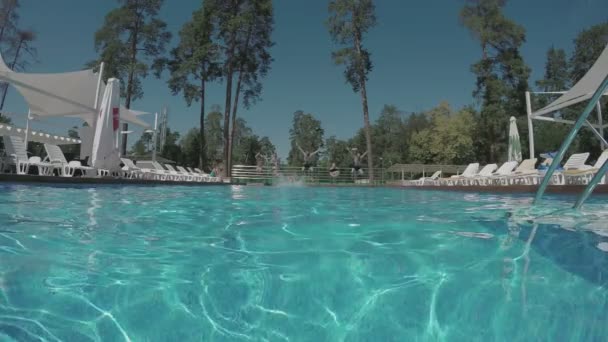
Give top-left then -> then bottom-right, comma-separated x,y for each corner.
534,74 -> 608,209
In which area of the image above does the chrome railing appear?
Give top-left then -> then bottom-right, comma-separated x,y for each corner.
534,74 -> 608,207
231,164 -> 388,185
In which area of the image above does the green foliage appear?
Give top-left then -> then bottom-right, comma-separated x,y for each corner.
327,0 -> 377,179
89,0 -> 171,103
536,47 -> 569,93
180,128 -> 201,167
206,0 -> 274,175
158,5 -> 221,169
324,136 -> 350,168
570,22 -> 608,83
460,0 -> 530,163
205,107 -> 224,164
288,111 -> 324,166
409,103 -> 476,165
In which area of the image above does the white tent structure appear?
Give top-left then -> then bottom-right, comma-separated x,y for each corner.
91,78 -> 121,171
526,44 -> 608,158
0,123 -> 80,145
0,54 -> 151,157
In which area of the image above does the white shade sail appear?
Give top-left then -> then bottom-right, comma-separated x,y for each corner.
0,124 -> 80,145
534,44 -> 608,117
0,54 -> 151,129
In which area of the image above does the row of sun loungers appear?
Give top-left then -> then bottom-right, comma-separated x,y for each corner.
0,135 -> 221,183
408,150 -> 608,187
122,159 -> 220,183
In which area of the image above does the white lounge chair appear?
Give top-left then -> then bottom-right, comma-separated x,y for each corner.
564,150 -> 608,185
486,161 -> 519,185
177,166 -> 204,182
417,170 -> 441,186
194,167 -> 220,182
470,164 -> 498,186
150,161 -> 179,181
165,164 -> 192,181
120,158 -> 145,179
43,143 -> 95,177
503,158 -> 538,185
3,135 -> 54,175
441,163 -> 479,186
552,152 -> 590,185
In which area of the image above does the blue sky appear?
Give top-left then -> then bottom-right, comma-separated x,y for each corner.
4,0 -> 608,158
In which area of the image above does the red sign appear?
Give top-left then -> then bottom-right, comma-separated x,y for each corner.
112,107 -> 119,131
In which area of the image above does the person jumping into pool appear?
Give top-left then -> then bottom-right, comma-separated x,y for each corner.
329,162 -> 340,180
270,152 -> 280,175
347,147 -> 368,175
296,142 -> 321,172
255,152 -> 266,173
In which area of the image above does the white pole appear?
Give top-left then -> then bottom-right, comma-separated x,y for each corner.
525,91 -> 535,158
93,62 -> 104,131
152,112 -> 158,162
597,101 -> 605,149
24,110 -> 31,150
94,62 -> 104,110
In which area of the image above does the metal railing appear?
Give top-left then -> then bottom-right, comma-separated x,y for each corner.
534,74 -> 608,208
231,165 -> 389,185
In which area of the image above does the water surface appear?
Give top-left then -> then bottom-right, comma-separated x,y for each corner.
0,184 -> 607,341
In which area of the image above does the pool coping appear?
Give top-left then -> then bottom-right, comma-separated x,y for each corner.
397,184 -> 608,194
0,174 -> 229,186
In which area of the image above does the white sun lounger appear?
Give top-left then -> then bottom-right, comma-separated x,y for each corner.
194,167 -> 220,182
564,150 -> 608,185
44,144 -> 95,177
441,163 -> 479,186
551,152 -> 590,185
470,164 -> 498,186
502,158 -> 538,185
177,166 -> 204,182
165,164 -> 193,181
485,161 -> 519,185
417,170 -> 441,186
120,158 -> 146,179
3,135 -> 54,175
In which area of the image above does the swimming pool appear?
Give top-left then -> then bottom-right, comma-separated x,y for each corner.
0,184 -> 607,341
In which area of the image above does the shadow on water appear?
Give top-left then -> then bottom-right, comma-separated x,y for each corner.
483,210 -> 608,288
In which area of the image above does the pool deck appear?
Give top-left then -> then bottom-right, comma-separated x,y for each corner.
402,184 -> 608,194
0,174 -> 228,186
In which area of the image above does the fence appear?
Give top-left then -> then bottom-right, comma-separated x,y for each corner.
231,164 -> 389,185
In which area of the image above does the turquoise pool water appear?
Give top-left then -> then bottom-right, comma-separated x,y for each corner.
0,184 -> 607,341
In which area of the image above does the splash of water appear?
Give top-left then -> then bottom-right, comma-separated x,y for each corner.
273,174 -> 306,187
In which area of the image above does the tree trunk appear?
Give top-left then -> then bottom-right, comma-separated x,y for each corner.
228,26 -> 252,175
199,77 -> 207,170
228,70 -> 243,174
223,67 -> 234,178
122,24 -> 139,157
0,38 -> 23,111
360,80 -> 374,181
354,31 -> 374,181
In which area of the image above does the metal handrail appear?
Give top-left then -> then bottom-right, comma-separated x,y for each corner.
574,159 -> 608,209
534,74 -> 608,205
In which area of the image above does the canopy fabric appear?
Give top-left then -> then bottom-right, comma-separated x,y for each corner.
0,54 -> 151,129
534,44 -> 608,117
508,116 -> 522,162
0,124 -> 80,145
91,79 -> 121,171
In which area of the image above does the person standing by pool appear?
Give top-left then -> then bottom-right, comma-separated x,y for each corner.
296,142 -> 321,172
347,147 -> 368,175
